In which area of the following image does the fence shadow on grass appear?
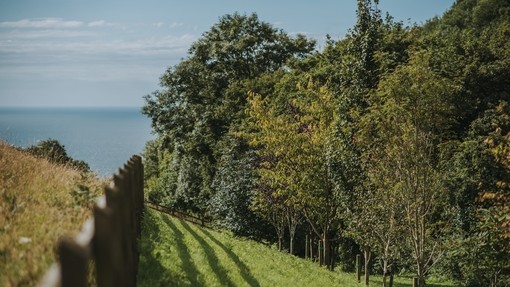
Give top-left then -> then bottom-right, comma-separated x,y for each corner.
137,210 -> 179,287
178,220 -> 238,287
160,214 -> 204,287
199,228 -> 261,287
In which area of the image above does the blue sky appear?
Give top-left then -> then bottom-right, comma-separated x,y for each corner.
0,0 -> 455,108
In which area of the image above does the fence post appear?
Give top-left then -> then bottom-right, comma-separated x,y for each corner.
305,234 -> 309,259
356,254 -> 361,283
105,184 -> 129,287
58,236 -> 88,287
310,236 -> 314,261
93,199 -> 115,287
37,156 -> 144,287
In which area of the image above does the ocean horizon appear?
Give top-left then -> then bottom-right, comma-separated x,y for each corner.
0,107 -> 154,177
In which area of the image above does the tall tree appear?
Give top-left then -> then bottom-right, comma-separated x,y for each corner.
209,136 -> 269,239
336,0 -> 383,283
143,13 -> 315,215
370,51 -> 458,286
244,80 -> 343,267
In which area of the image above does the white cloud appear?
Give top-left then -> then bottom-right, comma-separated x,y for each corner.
151,22 -> 184,29
0,17 -> 197,88
169,22 -> 184,29
153,22 -> 164,28
87,20 -> 121,28
0,29 -> 96,39
88,20 -> 106,27
0,30 -> 196,57
0,18 -> 83,29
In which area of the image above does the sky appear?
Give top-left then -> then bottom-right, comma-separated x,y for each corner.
0,0 -> 455,108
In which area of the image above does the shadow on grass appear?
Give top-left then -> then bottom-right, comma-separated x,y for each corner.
199,227 -> 261,287
137,209 -> 184,287
178,220 -> 238,287
161,214 -> 204,286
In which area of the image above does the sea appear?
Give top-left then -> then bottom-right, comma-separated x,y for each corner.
0,107 -> 154,177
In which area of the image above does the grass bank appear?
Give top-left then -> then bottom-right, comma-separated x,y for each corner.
138,208 -> 454,287
0,141 -> 104,286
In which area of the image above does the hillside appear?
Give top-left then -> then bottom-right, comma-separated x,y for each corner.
138,209 -> 453,287
0,141 -> 104,286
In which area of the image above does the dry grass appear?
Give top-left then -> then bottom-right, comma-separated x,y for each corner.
0,141 -> 105,286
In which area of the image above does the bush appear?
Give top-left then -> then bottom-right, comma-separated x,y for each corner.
25,138 -> 90,172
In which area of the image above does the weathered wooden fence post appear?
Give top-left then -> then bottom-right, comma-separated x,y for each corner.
93,197 -> 116,287
58,236 -> 89,287
310,237 -> 315,262
38,155 -> 144,287
413,277 -> 419,287
305,233 -> 309,259
318,239 -> 323,266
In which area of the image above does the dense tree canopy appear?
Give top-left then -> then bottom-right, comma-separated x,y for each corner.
143,1 -> 510,286
143,13 -> 315,216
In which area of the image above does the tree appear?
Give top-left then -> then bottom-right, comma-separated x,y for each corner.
244,79 -> 344,267
466,101 -> 510,286
209,136 -> 269,239
335,0 -> 383,283
369,51 -> 458,286
26,138 -> 90,172
142,13 -> 315,216
438,102 -> 510,285
244,90 -> 304,253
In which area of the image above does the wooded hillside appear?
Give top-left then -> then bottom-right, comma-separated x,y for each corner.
142,1 -> 510,286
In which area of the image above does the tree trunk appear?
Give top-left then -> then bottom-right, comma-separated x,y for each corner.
417,261 -> 425,287
382,259 -> 389,287
329,241 -> 336,270
388,264 -> 394,287
323,231 -> 331,270
290,236 -> 294,255
364,247 -> 371,286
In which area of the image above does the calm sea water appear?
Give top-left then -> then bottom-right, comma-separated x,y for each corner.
0,107 -> 154,177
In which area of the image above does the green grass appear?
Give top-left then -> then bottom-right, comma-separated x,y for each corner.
138,208 -> 456,287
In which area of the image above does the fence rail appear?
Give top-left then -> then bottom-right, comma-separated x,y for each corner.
38,155 -> 144,287
145,200 -> 210,227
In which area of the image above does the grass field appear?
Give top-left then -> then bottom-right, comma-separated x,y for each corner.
0,141 -> 104,286
138,208 -> 455,287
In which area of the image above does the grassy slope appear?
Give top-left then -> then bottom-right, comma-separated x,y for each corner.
138,209 -> 454,287
0,141 -> 104,286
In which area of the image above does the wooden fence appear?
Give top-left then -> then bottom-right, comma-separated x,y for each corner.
38,155 -> 144,287
145,200 -> 211,228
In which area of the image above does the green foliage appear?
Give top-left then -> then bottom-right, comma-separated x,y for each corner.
244,79 -> 344,260
25,138 -> 90,172
142,13 -> 316,217
447,208 -> 510,287
70,184 -> 96,206
140,0 -> 510,284
438,102 -> 510,284
209,137 -> 270,239
356,50 -> 459,285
